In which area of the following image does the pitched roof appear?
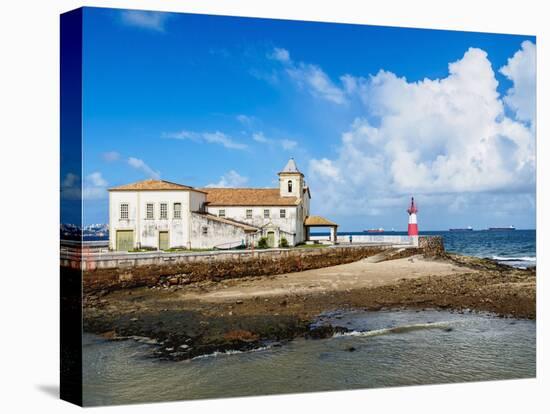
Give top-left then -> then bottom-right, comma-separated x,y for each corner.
304,215 -> 338,226
193,212 -> 259,232
201,188 -> 299,206
279,158 -> 302,175
109,179 -> 206,193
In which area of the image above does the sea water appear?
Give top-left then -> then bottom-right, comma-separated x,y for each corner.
331,230 -> 536,269
82,309 -> 535,406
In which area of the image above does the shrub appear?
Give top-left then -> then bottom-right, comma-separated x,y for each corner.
257,237 -> 269,249
279,237 -> 289,248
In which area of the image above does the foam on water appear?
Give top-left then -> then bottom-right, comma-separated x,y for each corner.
191,346 -> 271,360
334,320 -> 455,338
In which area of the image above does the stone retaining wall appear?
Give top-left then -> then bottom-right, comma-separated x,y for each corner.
82,246 -> 390,293
66,236 -> 444,293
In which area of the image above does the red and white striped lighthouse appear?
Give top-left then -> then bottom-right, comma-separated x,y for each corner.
407,197 -> 419,245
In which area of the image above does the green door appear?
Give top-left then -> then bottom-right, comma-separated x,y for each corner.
267,231 -> 275,248
159,231 -> 169,250
116,230 -> 134,251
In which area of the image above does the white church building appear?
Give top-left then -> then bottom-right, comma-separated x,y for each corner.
108,159 -> 338,251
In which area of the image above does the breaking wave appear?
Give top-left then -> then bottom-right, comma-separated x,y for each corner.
191,346 -> 270,360
492,256 -> 536,262
334,321 -> 455,338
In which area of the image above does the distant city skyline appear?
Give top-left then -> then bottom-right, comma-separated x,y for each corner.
76,7 -> 536,230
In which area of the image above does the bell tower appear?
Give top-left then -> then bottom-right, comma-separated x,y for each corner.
278,158 -> 304,198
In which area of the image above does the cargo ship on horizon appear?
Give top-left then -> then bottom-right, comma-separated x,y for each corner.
363,228 -> 385,233
487,225 -> 516,231
449,226 -> 473,232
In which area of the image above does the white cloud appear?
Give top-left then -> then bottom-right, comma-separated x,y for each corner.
500,40 -> 536,126
309,158 -> 343,182
83,172 -> 108,200
164,130 -> 247,150
102,151 -> 120,162
127,157 -> 161,179
62,172 -> 79,189
268,47 -> 347,104
61,172 -> 80,200
206,170 -> 249,188
252,132 -> 297,151
252,132 -> 270,144
62,172 -> 109,200
306,45 -> 535,218
120,10 -> 168,32
288,64 -> 347,104
280,139 -> 298,151
236,114 -> 255,128
270,47 -> 291,63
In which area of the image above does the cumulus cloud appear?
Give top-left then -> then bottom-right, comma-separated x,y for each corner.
127,157 -> 161,179
268,47 -> 347,104
164,130 -> 247,150
304,45 -> 535,218
120,10 -> 168,32
499,40 -> 536,126
206,170 -> 249,188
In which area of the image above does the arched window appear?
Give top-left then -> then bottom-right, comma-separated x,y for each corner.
288,180 -> 293,193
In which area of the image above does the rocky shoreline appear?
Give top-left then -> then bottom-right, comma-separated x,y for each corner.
83,253 -> 535,361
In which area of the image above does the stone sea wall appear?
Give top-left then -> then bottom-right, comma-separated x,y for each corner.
68,236 -> 444,293
418,235 -> 445,256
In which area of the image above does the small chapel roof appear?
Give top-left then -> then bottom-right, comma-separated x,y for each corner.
304,215 -> 338,227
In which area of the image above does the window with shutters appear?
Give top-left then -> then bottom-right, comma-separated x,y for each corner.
173,203 -> 182,219
280,209 -> 286,218
146,203 -> 154,219
120,203 -> 129,220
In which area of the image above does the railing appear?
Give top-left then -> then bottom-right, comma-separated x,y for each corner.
310,235 -> 413,245
60,240 -> 110,254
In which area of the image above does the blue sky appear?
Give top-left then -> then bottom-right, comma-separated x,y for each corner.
79,7 -> 536,230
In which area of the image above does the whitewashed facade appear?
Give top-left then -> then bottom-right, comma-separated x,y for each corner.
108,159 -> 314,251
202,158 -> 311,247
108,182 -> 257,251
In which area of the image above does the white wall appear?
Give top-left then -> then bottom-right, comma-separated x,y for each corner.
205,205 -> 299,245
189,213 -> 256,249
109,190 -> 194,250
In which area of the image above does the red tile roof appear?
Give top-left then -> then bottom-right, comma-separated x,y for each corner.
109,179 -> 206,193
304,216 -> 338,226
201,188 -> 299,206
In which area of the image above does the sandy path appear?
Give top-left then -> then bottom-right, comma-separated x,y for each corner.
176,255 -> 476,302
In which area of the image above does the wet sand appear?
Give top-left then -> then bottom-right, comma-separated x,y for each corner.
83,253 -> 535,360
